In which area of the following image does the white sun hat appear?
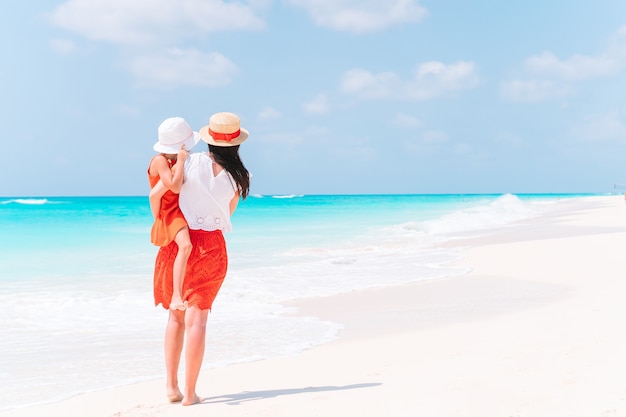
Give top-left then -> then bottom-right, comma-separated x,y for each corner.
154,117 -> 201,154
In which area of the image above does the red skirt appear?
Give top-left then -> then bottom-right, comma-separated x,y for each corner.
153,229 -> 228,310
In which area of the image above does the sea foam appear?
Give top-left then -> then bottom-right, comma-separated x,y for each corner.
0,193 -> 581,411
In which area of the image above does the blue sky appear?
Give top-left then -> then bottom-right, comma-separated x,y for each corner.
2,0 -> 626,196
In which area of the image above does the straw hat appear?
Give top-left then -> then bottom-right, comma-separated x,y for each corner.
199,112 -> 249,147
154,117 -> 201,154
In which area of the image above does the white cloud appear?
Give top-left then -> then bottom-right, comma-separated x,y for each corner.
285,0 -> 427,34
47,0 -> 265,45
453,142 -> 474,155
305,125 -> 330,136
391,112 -> 422,128
258,107 -> 283,120
130,48 -> 238,89
524,51 -> 619,81
421,130 -> 448,144
340,60 -> 478,101
500,79 -> 570,103
47,0 -> 260,90
49,38 -> 77,54
493,131 -> 526,148
502,26 -> 626,102
114,104 -> 142,118
574,110 -> 626,142
303,94 -> 330,114
256,131 -> 305,144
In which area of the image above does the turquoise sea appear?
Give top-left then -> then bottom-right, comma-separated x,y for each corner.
0,193 -> 601,410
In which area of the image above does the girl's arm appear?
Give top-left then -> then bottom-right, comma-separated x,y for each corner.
154,147 -> 189,193
150,147 -> 189,219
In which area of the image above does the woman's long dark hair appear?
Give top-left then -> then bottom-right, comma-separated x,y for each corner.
208,144 -> 250,200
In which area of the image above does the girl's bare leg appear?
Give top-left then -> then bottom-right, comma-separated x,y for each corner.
164,309 -> 185,402
149,181 -> 167,219
182,306 -> 209,406
170,227 -> 192,310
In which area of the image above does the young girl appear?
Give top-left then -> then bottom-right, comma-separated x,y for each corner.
148,117 -> 200,311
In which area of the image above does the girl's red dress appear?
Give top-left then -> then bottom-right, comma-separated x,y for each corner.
148,156 -> 187,247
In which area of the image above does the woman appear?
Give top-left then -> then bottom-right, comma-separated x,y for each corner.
153,112 -> 250,406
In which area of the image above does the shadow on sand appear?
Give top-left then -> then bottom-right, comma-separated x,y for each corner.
201,382 -> 382,405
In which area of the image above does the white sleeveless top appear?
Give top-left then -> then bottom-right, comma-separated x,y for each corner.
178,152 -> 237,232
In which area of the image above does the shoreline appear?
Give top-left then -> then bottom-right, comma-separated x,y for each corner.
2,194 -> 626,417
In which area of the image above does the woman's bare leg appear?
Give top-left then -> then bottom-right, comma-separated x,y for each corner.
164,309 -> 186,402
182,306 -> 209,406
170,227 -> 192,310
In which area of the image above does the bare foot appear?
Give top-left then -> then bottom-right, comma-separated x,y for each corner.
167,389 -> 183,403
182,394 -> 201,406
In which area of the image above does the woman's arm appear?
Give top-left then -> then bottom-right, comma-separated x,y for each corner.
229,190 -> 241,216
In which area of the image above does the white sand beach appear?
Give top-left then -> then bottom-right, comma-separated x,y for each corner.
3,195 -> 626,417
